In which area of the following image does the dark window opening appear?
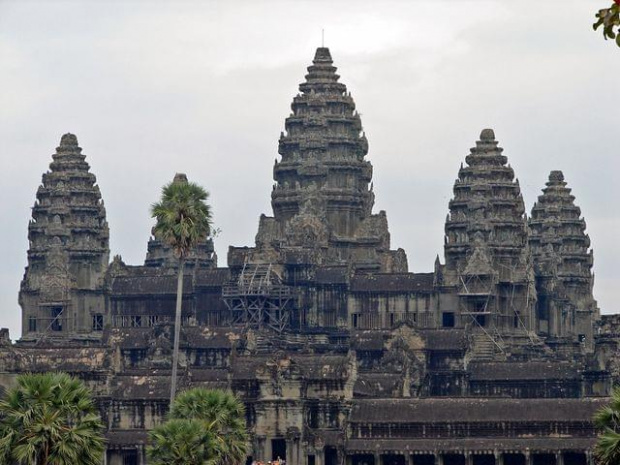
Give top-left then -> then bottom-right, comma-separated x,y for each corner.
474,300 -> 486,313
353,314 -> 359,329
473,455 -> 495,465
51,307 -> 63,331
514,312 -> 521,328
271,439 -> 286,462
308,455 -> 316,465
563,452 -> 587,465
92,314 -> 103,331
325,447 -> 338,465
442,312 -> 455,328
412,455 -> 435,465
474,314 -> 486,327
308,404 -> 319,428
537,295 -> 549,320
351,455 -> 375,465
28,316 -> 37,332
503,454 -> 525,465
382,455 -> 406,465
443,454 -> 465,465
121,449 -> 138,465
532,454 -> 556,465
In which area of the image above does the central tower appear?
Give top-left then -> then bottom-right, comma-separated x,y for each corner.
229,48 -> 407,274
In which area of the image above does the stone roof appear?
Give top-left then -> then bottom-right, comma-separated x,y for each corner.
468,361 -> 581,381
345,438 -> 595,454
106,430 -> 149,446
352,330 -> 389,351
353,373 -> 401,397
350,398 -> 607,423
420,330 -> 467,351
316,266 -> 349,284
195,268 -> 231,287
350,273 -> 434,293
111,275 -> 193,295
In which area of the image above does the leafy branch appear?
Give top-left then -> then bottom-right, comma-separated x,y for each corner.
594,1 -> 620,46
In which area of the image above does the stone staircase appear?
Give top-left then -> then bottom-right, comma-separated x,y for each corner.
470,333 -> 498,360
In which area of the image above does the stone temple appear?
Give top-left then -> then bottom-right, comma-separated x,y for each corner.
2,47 -> 619,465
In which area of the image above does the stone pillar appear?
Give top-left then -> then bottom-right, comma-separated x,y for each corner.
264,438 -> 273,462
374,452 -> 381,465
408,455 -> 414,465
556,452 -> 564,465
466,452 -> 473,465
436,454 -> 444,465
316,448 -> 324,465
525,451 -> 532,465
494,451 -> 502,465
286,438 -> 295,465
137,446 -> 145,465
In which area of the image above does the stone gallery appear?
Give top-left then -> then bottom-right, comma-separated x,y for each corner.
2,48 -> 617,465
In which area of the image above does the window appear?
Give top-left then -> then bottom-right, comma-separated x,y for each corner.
130,315 -> 142,328
442,312 -> 455,328
50,307 -> 63,331
92,314 -> 104,331
28,316 -> 37,332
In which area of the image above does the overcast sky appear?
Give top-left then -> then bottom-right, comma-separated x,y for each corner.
1,0 -> 618,340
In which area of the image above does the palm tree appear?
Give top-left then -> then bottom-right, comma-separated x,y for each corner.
0,372 -> 105,465
147,418 -> 217,465
169,388 -> 249,465
595,387 -> 620,465
151,173 -> 212,404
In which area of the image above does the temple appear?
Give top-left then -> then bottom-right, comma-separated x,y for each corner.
1,48 -> 617,465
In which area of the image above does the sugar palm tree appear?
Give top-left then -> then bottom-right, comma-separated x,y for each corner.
0,372 -> 105,465
147,418 -> 217,465
169,388 -> 249,465
595,387 -> 620,465
148,388 -> 248,465
151,173 -> 212,404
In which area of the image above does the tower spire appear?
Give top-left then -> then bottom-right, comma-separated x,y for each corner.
229,48 -> 407,274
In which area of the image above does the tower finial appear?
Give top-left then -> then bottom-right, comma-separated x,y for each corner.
322,28 -> 325,48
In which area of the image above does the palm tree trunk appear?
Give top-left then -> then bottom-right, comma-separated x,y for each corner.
170,257 -> 185,405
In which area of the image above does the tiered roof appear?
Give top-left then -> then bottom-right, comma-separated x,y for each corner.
444,129 -> 529,276
248,48 -> 407,272
529,171 -> 595,308
23,134 -> 109,294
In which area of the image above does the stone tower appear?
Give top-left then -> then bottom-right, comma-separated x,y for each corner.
442,129 -> 535,337
529,170 -> 598,342
231,47 -> 407,274
19,134 -> 109,340
145,173 -> 217,270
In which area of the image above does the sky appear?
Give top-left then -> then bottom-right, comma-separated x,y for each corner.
1,0 -> 618,340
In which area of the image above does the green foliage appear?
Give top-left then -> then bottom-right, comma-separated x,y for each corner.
0,372 -> 105,465
171,389 -> 249,465
595,387 -> 620,464
594,2 -> 620,47
150,175 -> 212,259
147,418 -> 217,465
148,389 -> 249,465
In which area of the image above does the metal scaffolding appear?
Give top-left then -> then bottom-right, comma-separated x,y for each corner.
222,262 -> 294,333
